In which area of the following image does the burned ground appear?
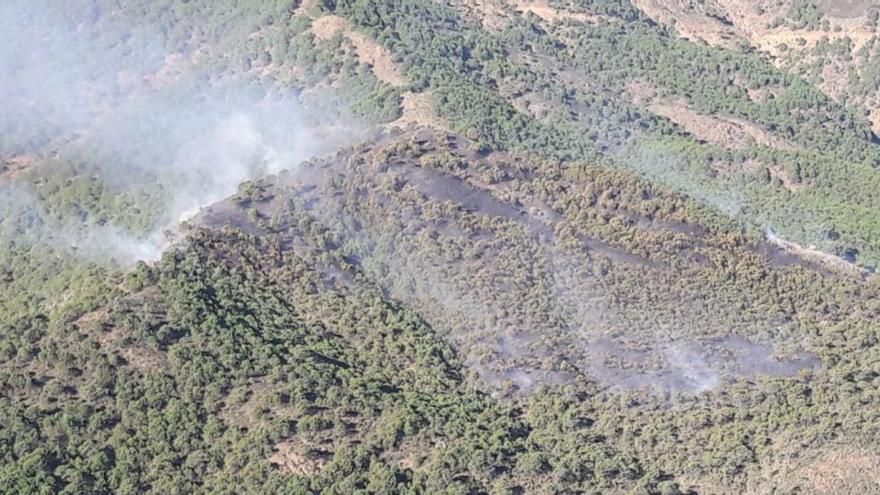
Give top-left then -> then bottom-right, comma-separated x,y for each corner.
189,129 -> 841,400
131,128 -> 876,493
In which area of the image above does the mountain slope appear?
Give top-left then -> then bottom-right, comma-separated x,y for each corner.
5,1 -> 880,494
5,130 -> 880,493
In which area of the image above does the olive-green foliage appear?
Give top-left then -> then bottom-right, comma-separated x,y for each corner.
6,1 -> 880,494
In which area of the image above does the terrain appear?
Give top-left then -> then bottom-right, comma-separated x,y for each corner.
3,0 -> 880,494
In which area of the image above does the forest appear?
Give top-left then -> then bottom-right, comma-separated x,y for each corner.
4,0 -> 880,494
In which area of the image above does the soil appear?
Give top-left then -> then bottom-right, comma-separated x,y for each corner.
628,80 -> 795,150
311,15 -> 408,87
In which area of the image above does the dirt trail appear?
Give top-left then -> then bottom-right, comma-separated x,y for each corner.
767,229 -> 870,278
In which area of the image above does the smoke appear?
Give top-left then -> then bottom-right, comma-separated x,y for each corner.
1,1 -> 824,395
550,242 -> 826,395
276,145 -> 827,397
0,183 -> 166,263
614,139 -> 744,217
0,0 -> 363,264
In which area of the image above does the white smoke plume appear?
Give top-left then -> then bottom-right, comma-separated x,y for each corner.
0,0 -> 363,264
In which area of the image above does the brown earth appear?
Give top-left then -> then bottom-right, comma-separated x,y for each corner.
801,446 -> 880,494
513,0 -> 603,24
632,0 -> 880,130
454,0 -> 512,30
294,0 -> 319,16
2,154 -> 36,180
311,15 -> 408,86
630,0 -> 748,49
269,440 -> 329,476
391,91 -> 447,130
628,81 -> 795,150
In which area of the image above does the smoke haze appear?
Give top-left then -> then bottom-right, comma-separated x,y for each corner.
0,0 -> 362,264
0,1 -> 824,398
269,139 -> 821,397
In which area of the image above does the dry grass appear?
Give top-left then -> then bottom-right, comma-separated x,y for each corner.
120,348 -> 167,373
746,85 -> 783,103
511,91 -> 556,119
752,443 -> 880,494
767,231 -> 868,277
629,79 -> 794,150
630,0 -> 747,49
310,15 -> 351,40
73,291 -> 169,373
74,309 -> 114,346
652,100 -> 790,148
391,91 -> 447,130
147,53 -> 191,89
632,1 -> 875,56
220,380 -> 281,429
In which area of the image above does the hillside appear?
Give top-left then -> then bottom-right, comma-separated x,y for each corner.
7,128 -> 880,493
4,0 -> 880,494
630,0 -> 880,130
